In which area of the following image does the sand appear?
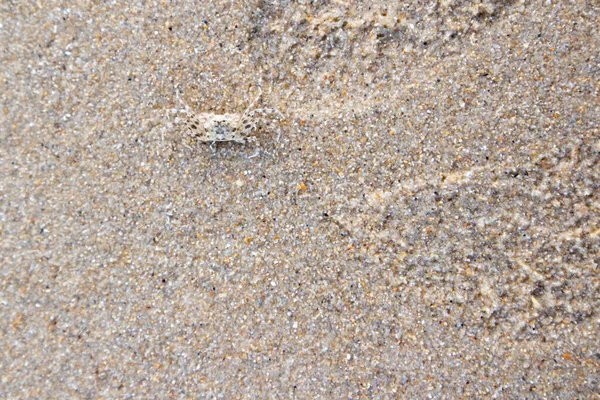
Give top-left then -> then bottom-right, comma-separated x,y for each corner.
1,0 -> 599,397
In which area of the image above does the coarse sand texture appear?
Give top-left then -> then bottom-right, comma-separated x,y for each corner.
1,1 -> 599,398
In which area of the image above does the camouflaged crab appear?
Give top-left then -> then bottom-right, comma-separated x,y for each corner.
179,87 -> 284,152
